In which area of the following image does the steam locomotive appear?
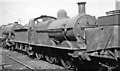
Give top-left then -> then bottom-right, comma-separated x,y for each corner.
0,2 -> 120,71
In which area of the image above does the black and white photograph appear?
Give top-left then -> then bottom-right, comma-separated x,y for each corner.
0,0 -> 120,71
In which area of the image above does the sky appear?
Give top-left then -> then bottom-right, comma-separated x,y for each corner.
0,0 -> 117,25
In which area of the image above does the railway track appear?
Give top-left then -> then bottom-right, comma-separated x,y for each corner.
0,47 -> 66,71
0,52 -> 34,71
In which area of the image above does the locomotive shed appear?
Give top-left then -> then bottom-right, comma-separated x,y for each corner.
0,0 -> 120,71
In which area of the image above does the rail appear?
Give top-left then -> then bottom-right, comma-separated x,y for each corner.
0,53 -> 34,71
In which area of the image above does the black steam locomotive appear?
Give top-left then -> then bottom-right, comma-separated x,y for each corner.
0,2 -> 120,71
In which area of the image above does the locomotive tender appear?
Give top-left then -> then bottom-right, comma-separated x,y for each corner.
1,2 -> 120,71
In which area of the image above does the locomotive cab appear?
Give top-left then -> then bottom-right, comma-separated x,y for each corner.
29,15 -> 56,44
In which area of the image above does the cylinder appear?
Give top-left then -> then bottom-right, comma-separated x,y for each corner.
77,2 -> 86,14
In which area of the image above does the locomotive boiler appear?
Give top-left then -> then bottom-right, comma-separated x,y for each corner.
35,2 -> 96,49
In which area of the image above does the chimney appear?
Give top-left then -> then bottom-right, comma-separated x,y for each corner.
115,0 -> 118,10
77,2 -> 86,14
115,0 -> 120,10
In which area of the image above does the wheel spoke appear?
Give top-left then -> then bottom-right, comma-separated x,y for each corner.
61,59 -> 72,69
36,53 -> 43,60
45,55 -> 56,64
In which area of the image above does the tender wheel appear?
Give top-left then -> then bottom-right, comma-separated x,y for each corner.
23,45 -> 28,55
10,46 -> 14,51
15,43 -> 18,51
17,44 -> 21,52
27,46 -> 35,59
22,45 -> 27,55
35,53 -> 43,60
19,44 -> 23,52
61,59 -> 72,69
45,55 -> 57,64
1,42 -> 5,48
17,43 -> 20,52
